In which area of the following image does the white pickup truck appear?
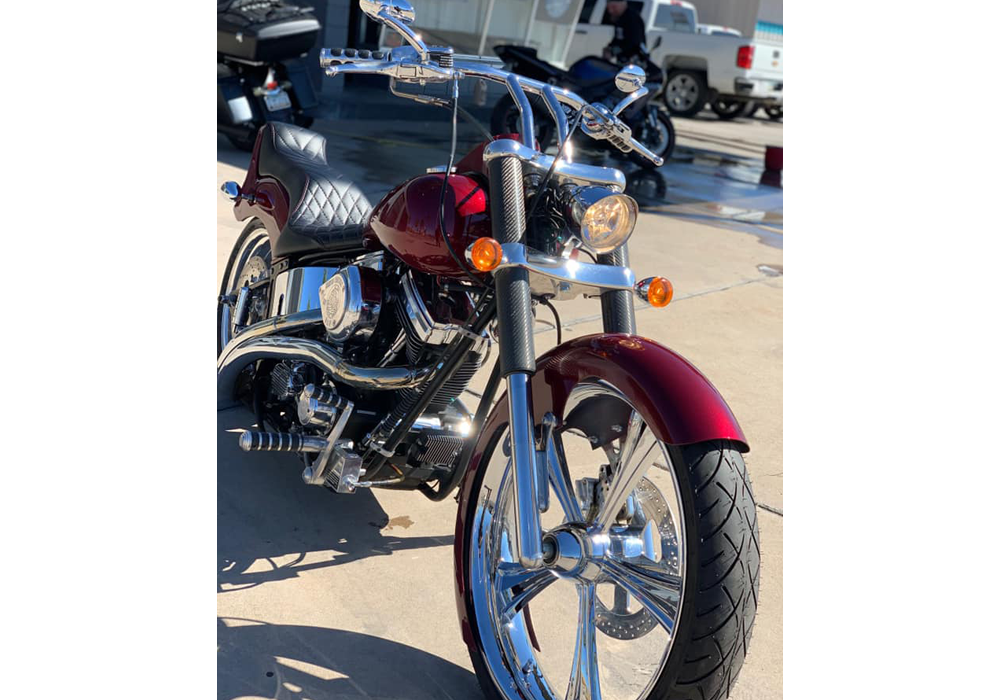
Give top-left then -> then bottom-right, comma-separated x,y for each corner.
565,0 -> 783,118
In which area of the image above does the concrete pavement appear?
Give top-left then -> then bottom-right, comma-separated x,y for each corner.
217,97 -> 782,699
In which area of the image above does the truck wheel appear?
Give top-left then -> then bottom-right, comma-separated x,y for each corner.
710,97 -> 747,120
765,105 -> 782,121
663,70 -> 708,118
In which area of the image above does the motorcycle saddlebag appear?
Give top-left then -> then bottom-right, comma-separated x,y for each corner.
218,0 -> 321,63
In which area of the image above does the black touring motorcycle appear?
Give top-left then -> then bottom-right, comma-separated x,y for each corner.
217,0 -> 321,150
491,44 -> 675,167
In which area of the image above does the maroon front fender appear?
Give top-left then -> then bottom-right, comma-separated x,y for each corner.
452,333 -> 747,648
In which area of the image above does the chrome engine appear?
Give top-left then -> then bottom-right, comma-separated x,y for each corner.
258,258 -> 486,483
318,259 -> 383,345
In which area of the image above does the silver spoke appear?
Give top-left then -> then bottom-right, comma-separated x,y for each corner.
497,566 -> 557,621
548,428 -> 585,524
592,411 -> 659,532
566,583 -> 602,700
601,558 -> 681,634
611,584 -> 630,614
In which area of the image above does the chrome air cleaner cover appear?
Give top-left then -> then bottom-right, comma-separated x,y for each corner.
318,265 -> 382,343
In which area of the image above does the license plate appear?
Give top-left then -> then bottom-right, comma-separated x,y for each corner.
264,90 -> 292,112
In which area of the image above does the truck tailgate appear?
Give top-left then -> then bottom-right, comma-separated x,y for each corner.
751,41 -> 783,82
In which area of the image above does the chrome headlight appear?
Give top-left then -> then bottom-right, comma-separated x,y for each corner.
567,187 -> 638,254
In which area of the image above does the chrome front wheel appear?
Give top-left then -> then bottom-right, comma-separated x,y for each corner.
466,380 -> 688,700
462,379 -> 760,700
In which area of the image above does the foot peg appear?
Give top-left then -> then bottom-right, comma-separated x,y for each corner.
239,431 -> 327,453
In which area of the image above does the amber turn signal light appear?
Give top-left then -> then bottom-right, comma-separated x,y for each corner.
468,237 -> 503,272
636,276 -> 673,308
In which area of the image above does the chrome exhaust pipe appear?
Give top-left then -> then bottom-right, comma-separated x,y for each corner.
218,329 -> 434,408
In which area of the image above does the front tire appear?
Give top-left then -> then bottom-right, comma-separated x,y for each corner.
490,93 -> 556,151
629,107 -> 675,168
460,378 -> 759,700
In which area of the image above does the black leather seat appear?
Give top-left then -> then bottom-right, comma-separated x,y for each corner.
256,122 -> 373,258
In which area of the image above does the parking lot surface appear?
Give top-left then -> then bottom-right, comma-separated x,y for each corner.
218,94 -> 782,700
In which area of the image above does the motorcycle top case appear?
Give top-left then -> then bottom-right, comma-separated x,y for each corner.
218,0 -> 321,63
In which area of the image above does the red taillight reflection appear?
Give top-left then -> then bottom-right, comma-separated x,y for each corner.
737,45 -> 754,68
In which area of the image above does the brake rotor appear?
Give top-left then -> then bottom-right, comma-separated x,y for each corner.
595,477 -> 678,640
236,255 -> 269,289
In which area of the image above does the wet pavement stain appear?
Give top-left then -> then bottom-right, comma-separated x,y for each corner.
385,515 -> 414,530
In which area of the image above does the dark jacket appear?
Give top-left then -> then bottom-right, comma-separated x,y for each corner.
603,6 -> 647,60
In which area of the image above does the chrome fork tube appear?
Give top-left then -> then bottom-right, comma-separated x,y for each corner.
506,373 -> 545,569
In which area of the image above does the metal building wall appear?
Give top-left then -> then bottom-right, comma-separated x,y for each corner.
689,0 -> 762,37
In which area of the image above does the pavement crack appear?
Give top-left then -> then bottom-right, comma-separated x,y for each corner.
758,503 -> 783,517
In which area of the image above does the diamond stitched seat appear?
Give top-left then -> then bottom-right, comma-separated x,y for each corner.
256,122 -> 373,258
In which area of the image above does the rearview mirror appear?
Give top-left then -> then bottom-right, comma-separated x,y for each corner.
615,64 -> 646,93
359,0 -> 427,61
360,0 -> 416,24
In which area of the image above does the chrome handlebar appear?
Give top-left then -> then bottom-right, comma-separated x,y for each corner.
319,48 -> 664,167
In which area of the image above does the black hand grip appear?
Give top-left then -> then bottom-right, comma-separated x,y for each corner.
320,48 -> 391,67
320,48 -> 344,66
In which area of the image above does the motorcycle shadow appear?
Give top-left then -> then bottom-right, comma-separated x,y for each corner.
218,407 -> 453,592
218,617 -> 481,700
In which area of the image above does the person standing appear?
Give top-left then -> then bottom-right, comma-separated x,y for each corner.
602,0 -> 647,63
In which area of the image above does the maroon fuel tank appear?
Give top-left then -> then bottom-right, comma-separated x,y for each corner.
364,173 -> 492,277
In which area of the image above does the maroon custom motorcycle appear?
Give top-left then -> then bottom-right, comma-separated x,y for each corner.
218,1 -> 759,698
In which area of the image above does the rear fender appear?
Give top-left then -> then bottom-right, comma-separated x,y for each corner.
452,333 -> 747,648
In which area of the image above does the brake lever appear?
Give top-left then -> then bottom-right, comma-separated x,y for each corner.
579,103 -> 663,167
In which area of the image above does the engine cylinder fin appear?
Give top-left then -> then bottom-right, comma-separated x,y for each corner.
416,433 -> 465,466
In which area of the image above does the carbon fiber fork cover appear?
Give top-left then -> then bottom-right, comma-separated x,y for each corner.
487,157 -> 527,243
487,155 -> 535,375
495,267 -> 536,376
598,244 -> 637,334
